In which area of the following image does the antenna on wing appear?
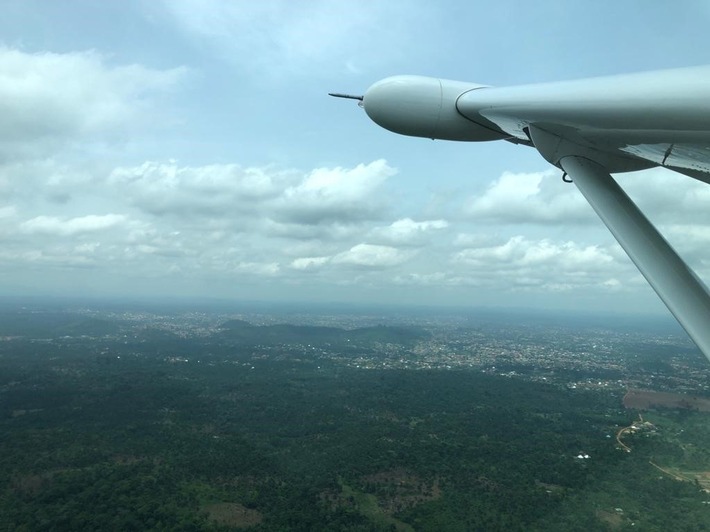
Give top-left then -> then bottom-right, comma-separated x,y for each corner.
328,93 -> 363,101
329,93 -> 364,108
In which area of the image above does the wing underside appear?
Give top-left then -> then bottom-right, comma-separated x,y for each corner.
621,142 -> 710,182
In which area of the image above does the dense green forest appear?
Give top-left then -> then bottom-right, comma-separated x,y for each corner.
1,310 -> 709,530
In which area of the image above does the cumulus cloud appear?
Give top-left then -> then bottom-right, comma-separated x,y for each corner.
106,159 -> 396,231
108,161 -> 284,216
20,214 -> 127,236
1,142 -> 695,306
262,220 -> 358,241
276,160 -> 396,224
0,247 -> 98,268
1,156 -> 408,286
393,272 -> 447,286
454,235 -> 614,271
0,47 -> 186,157
466,166 -> 710,231
234,261 -> 280,276
333,243 -> 410,268
448,235 -> 632,293
371,218 -> 448,246
460,167 -> 710,286
620,167 -> 710,225
290,256 -> 330,271
465,170 -> 594,224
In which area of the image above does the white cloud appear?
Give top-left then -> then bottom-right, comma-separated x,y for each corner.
455,235 -> 614,270
393,272 -> 446,285
1,152 -> 689,310
262,219 -> 358,241
467,166 -> 710,229
108,161 -> 284,217
290,256 -> 329,271
20,214 -> 127,236
1,153 -> 655,304
0,157 -> 410,291
235,261 -> 280,276
0,47 -> 187,157
106,159 -> 395,227
333,243 -> 410,268
620,168 -> 710,224
465,170 -> 594,224
601,278 -> 623,291
457,166 -> 710,293
274,159 -> 396,224
449,235 -> 629,293
371,217 -> 448,246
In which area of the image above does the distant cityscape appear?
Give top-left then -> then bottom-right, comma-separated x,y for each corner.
5,300 -> 707,398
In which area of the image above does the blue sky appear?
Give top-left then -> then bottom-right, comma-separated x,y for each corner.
1,0 -> 710,313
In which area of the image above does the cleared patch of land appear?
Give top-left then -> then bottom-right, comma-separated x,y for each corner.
203,502 -> 262,529
596,509 -> 625,529
649,462 -> 710,491
623,389 -> 710,412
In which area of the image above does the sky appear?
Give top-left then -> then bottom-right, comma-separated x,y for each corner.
1,0 -> 710,314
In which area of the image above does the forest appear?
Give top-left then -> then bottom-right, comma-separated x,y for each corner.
1,308 -> 709,530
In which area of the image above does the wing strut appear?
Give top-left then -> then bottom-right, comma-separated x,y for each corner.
560,156 -> 710,361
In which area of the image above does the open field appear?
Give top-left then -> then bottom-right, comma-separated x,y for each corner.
624,389 -> 710,412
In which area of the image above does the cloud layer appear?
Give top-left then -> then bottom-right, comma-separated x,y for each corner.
7,127 -> 709,306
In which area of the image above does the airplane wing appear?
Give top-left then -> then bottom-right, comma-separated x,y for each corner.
332,66 -> 710,362
455,67 -> 710,182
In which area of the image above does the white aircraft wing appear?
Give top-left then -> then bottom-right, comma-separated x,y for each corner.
332,66 -> 710,361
